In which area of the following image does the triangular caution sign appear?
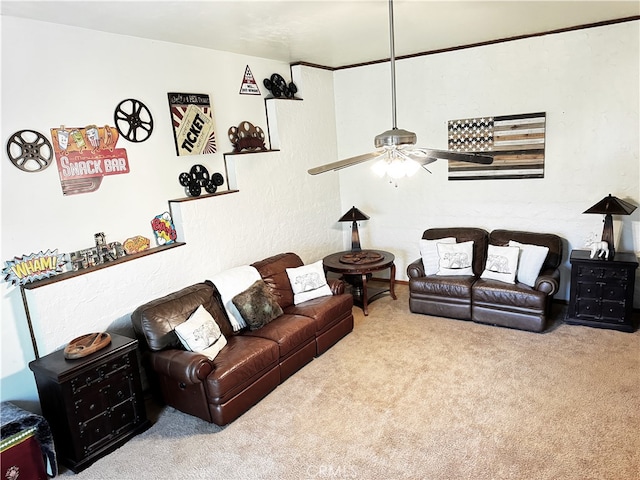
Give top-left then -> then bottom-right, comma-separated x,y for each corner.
239,65 -> 261,95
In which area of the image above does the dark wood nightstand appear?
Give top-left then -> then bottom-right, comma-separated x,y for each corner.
29,333 -> 150,472
565,250 -> 638,332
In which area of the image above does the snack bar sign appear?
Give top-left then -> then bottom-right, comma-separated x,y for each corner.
50,125 -> 129,195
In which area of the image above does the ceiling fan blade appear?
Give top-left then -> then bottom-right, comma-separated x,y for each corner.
308,152 -> 381,175
414,157 -> 439,167
410,148 -> 494,164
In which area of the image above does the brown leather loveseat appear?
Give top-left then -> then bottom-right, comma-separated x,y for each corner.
131,252 -> 354,425
407,228 -> 563,332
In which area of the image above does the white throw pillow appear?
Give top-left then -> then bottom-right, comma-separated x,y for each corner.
419,237 -> 456,275
509,240 -> 550,287
480,245 -> 520,284
436,241 -> 474,276
286,260 -> 332,305
209,265 -> 262,331
174,305 -> 227,360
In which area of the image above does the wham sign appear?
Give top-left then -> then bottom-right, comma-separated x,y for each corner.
447,112 -> 546,180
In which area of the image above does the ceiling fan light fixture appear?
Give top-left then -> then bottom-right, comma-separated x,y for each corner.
371,150 -> 421,179
372,159 -> 389,178
403,158 -> 421,176
374,128 -> 417,148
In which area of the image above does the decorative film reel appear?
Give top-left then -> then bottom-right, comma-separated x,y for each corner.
178,164 -> 224,197
263,73 -> 297,98
114,98 -> 154,143
6,130 -> 54,172
228,121 -> 267,153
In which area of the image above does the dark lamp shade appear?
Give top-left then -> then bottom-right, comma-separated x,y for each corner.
583,194 -> 637,216
339,206 -> 370,223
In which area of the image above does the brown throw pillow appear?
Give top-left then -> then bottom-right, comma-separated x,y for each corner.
232,280 -> 283,330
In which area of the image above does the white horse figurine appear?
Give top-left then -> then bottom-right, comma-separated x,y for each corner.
587,240 -> 609,259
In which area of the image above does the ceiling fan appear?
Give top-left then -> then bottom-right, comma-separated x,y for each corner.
308,0 -> 493,178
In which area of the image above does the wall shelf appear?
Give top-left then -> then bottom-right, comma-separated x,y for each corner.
224,149 -> 280,156
264,97 -> 303,101
168,189 -> 239,204
22,242 -> 186,290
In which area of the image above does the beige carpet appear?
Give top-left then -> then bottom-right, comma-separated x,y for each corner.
61,285 -> 640,479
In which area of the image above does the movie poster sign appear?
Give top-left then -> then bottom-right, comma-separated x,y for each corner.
167,92 -> 217,156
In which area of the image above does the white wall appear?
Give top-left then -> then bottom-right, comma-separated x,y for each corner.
1,18 -> 343,404
334,21 -> 640,304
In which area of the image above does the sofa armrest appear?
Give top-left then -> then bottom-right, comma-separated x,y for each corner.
149,349 -> 213,385
328,278 -> 346,295
535,268 -> 560,296
407,259 -> 425,278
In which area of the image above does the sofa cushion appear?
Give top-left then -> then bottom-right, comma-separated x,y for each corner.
209,266 -> 262,332
422,228 -> 488,276
409,275 -> 475,298
174,305 -> 227,360
436,241 -> 474,276
286,260 -> 332,304
420,237 -> 456,275
489,229 -> 562,271
232,280 -> 283,331
205,335 -> 279,403
244,313 -> 316,358
131,282 -> 235,351
509,240 -> 550,287
285,293 -> 353,333
480,245 -> 520,284
252,253 -> 304,309
472,278 -> 547,312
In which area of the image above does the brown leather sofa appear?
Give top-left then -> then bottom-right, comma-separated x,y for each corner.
407,228 -> 563,332
131,252 -> 354,425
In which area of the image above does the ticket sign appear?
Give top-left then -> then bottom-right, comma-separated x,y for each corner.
50,125 -> 129,195
167,92 -> 217,156
174,104 -> 213,156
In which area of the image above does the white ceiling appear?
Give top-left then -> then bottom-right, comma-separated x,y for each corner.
2,1 -> 638,68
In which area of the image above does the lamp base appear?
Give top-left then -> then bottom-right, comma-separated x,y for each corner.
601,214 -> 615,260
350,221 -> 362,252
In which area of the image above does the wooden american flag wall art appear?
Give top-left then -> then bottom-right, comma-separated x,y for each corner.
447,112 -> 546,180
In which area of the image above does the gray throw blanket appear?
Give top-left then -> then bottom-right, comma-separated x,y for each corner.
1,402 -> 57,477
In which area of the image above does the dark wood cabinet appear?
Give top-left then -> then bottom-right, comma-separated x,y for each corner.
29,333 -> 150,472
566,250 -> 638,332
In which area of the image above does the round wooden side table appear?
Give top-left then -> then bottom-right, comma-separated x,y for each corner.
323,249 -> 397,316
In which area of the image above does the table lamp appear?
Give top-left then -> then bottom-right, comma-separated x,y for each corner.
583,194 -> 637,259
339,206 -> 369,252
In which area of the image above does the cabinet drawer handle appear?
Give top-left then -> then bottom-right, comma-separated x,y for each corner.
179,382 -> 186,390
